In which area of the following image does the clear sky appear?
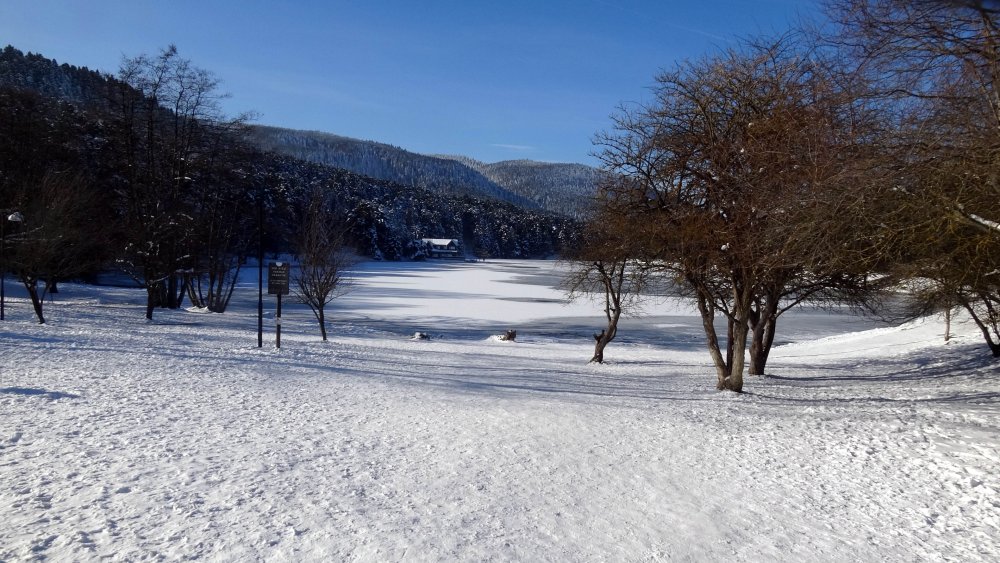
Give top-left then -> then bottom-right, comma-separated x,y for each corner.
1,1 -> 817,165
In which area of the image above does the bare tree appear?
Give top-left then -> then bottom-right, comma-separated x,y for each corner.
7,172 -> 107,323
110,45 -> 253,319
596,36 -> 879,389
293,193 -> 356,341
182,140 -> 258,313
564,188 -> 650,363
824,0 -> 1000,356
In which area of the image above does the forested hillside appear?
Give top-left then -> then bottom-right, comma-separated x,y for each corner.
249,125 -> 539,209
442,156 -> 603,218
258,153 -> 578,261
0,45 -> 579,322
0,45 -> 112,107
250,126 -> 602,218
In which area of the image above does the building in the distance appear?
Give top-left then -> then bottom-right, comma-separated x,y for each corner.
420,238 -> 462,259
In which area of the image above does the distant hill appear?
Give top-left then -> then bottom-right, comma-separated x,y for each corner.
249,126 -> 601,218
1,44 -> 603,219
248,126 -> 538,208
0,45 -> 115,107
439,156 -> 603,218
0,45 -> 581,261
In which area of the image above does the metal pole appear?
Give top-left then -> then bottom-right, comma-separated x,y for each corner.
257,184 -> 264,348
276,293 -> 282,349
1,217 -> 5,321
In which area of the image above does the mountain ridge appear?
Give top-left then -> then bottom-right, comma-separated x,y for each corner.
436,154 -> 603,218
0,44 -> 580,261
249,125 -> 600,218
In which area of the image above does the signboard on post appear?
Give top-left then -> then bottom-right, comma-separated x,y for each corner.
268,262 -> 290,348
268,262 -> 290,295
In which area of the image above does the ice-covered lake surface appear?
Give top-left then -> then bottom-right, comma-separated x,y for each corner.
1,259 -> 998,561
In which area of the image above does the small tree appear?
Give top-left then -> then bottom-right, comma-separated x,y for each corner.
7,172 -> 107,323
293,194 -> 356,341
567,257 -> 634,364
564,184 -> 649,363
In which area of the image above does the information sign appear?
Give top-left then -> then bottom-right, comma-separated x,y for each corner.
268,262 -> 290,295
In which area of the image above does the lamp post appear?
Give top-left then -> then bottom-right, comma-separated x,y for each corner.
1,211 -> 24,321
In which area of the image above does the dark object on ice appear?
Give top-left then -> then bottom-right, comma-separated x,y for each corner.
412,332 -> 430,340
499,329 -> 517,342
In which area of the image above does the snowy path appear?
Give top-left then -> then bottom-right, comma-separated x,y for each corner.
1,261 -> 998,561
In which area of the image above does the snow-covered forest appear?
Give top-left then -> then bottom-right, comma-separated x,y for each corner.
248,126 -> 604,219
0,44 -> 579,321
442,155 -> 603,218
249,126 -> 535,209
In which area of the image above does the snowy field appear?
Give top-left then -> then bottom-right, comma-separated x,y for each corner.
1,259 -> 998,561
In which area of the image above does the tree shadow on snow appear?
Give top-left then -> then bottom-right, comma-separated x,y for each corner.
769,346 -> 997,384
747,344 -> 1000,406
1,387 -> 81,400
266,347 -> 719,404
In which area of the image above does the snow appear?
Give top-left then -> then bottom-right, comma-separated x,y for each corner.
1,260 -> 998,561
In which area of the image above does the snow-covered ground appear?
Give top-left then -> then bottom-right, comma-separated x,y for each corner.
1,260 -> 998,561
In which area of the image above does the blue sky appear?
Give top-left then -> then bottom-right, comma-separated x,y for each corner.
1,1 -> 817,165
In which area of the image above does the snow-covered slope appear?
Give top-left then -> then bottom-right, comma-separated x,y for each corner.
247,125 -> 602,218
439,156 -> 603,218
1,261 -> 998,560
248,126 -> 539,209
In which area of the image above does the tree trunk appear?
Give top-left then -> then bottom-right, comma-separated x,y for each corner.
145,286 -> 157,320
718,281 -> 753,392
172,274 -> 185,309
723,315 -> 748,392
185,274 -> 204,309
725,317 -> 735,372
749,296 -> 779,376
167,273 -> 179,309
959,299 -> 1000,357
944,307 -> 952,342
220,268 -> 239,312
749,322 -> 765,376
318,306 -> 328,341
749,316 -> 777,375
23,279 -> 45,324
208,261 -> 240,313
749,317 -> 774,376
695,292 -> 730,386
591,339 -> 605,363
590,321 -> 618,363
588,264 -> 625,364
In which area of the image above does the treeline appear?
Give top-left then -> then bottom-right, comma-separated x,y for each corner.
0,45 -> 577,324
0,45 -> 112,107
262,154 -> 578,261
569,0 -> 1000,390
